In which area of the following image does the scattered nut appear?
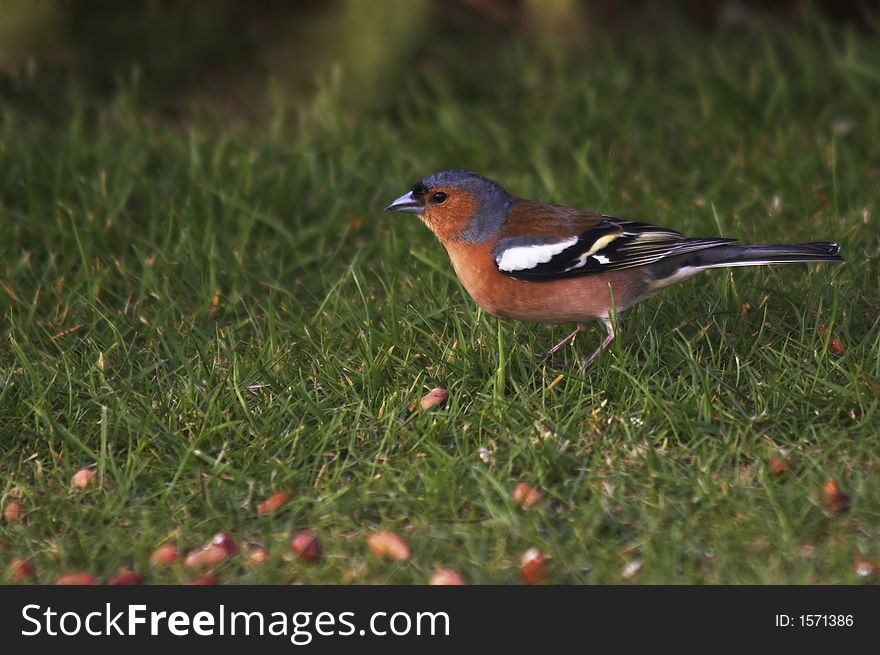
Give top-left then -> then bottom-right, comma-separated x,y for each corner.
419,387 -> 448,411
854,558 -> 874,579
822,479 -> 849,513
185,545 -> 230,570
428,568 -> 466,585
108,570 -> 144,585
512,482 -> 542,508
184,533 -> 237,570
150,544 -> 179,567
818,325 -> 846,356
3,501 -> 23,524
770,457 -> 793,477
290,531 -> 322,563
56,572 -> 98,585
185,575 -> 218,585
246,546 -> 270,565
519,548 -> 547,584
257,491 -> 289,516
367,531 -> 411,561
9,558 -> 35,582
621,558 -> 643,579
211,532 -> 238,556
71,468 -> 95,490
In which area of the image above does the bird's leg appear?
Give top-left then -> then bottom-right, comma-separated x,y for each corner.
582,317 -> 618,369
541,324 -> 588,362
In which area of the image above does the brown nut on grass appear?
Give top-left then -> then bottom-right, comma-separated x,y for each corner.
854,558 -> 875,579
769,457 -> 793,477
290,531 -> 322,563
620,559 -> 643,579
428,569 -> 466,585
519,548 -> 547,585
150,544 -> 179,567
71,468 -> 95,490
257,492 -> 289,516
184,532 -> 238,570
108,570 -> 144,585
185,575 -> 218,585
9,558 -> 35,582
367,531 -> 411,561
211,532 -> 238,556
3,501 -> 23,524
184,545 -> 229,570
512,482 -> 542,508
419,387 -> 448,411
822,479 -> 849,513
246,546 -> 270,565
56,572 -> 98,585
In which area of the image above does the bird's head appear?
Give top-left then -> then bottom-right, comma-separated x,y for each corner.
385,170 -> 514,243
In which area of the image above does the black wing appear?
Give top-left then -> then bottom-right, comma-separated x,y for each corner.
492,218 -> 735,281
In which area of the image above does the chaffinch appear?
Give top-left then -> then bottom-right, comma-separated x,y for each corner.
385,170 -> 843,367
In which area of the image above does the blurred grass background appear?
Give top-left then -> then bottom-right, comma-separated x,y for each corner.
1,0 -> 879,584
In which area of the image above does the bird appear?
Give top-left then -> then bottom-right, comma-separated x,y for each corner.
385,170 -> 843,368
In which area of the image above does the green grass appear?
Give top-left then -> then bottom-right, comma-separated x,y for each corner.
1,16 -> 879,584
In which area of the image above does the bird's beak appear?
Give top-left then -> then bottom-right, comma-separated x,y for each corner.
384,191 -> 424,215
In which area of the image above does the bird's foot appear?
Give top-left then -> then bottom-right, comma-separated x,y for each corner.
580,320 -> 616,369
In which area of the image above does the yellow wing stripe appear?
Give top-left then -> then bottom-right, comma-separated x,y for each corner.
576,232 -> 621,259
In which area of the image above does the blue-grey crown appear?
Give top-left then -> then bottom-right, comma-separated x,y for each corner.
417,170 -> 514,243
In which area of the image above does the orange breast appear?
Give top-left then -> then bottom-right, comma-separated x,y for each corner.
443,242 -> 650,324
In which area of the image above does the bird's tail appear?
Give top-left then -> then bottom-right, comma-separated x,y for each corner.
648,241 -> 843,290
688,241 -> 844,268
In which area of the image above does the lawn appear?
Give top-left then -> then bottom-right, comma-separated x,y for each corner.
1,12 -> 878,584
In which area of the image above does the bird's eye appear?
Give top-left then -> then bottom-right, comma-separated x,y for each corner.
432,192 -> 448,204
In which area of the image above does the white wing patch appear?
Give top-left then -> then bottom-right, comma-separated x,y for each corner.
495,237 -> 579,272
